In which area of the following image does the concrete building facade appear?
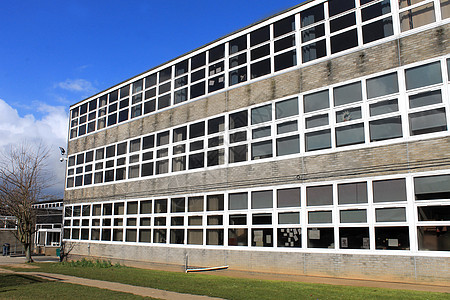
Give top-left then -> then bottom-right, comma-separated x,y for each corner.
63,0 -> 450,283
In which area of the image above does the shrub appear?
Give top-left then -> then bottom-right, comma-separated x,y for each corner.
61,258 -> 122,268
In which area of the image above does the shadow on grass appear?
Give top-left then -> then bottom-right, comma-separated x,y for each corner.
0,274 -> 47,289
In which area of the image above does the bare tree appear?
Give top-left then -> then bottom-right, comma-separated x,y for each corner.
0,142 -> 53,263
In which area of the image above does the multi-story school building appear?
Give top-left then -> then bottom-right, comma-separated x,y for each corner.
63,0 -> 450,283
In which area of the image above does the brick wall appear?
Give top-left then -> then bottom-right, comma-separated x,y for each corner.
67,242 -> 450,284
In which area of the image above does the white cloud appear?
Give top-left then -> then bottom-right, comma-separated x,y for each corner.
56,78 -> 96,93
0,99 -> 68,198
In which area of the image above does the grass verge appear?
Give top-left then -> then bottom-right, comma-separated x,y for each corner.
0,273 -> 149,299
5,261 -> 450,300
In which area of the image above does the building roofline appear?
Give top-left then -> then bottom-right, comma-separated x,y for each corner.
70,0 -> 312,108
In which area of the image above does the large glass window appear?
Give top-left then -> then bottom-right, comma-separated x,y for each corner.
418,206 -> 450,221
409,108 -> 447,136
442,0 -> 450,19
304,90 -> 329,113
369,99 -> 398,116
307,228 -> 334,248
369,117 -> 403,141
251,229 -> 273,247
367,73 -> 399,99
362,17 -> 393,44
414,174 -> 450,200
154,229 -> 167,243
278,228 -> 301,248
405,62 -> 442,90
418,226 -> 450,251
229,145 -> 247,163
251,59 -> 271,79
228,229 -> 248,246
274,16 -> 295,37
373,179 -> 407,202
277,188 -> 301,208
306,130 -> 331,151
331,29 -> 358,54
302,24 -> 325,43
187,230 -> 203,245
188,196 -> 204,212
229,36 -> 247,54
307,185 -> 333,206
375,226 -> 410,250
329,0 -> 354,16
340,209 -> 367,223
330,13 -> 356,33
409,90 -> 442,109
170,229 -> 184,244
336,123 -> 365,147
251,190 -> 273,209
376,207 -> 407,222
340,227 -> 370,249
252,140 -> 273,160
229,192 -> 248,210
302,40 -> 327,63
275,50 -> 297,71
338,182 -> 367,204
252,104 -> 272,125
301,4 -> 324,27
276,98 -> 298,119
171,198 -> 185,213
154,199 -> 167,213
400,3 -> 435,32
207,194 -> 224,211
308,211 -> 332,223
334,82 -> 362,106
306,114 -> 329,129
279,212 -> 300,224
230,111 -> 248,129
362,0 -> 391,21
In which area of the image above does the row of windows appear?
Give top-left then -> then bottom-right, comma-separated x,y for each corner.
64,206 -> 448,226
63,173 -> 450,251
64,226 -> 448,251
68,0 -> 450,140
66,58 -> 450,188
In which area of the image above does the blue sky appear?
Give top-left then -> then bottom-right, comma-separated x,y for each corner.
0,0 -> 302,196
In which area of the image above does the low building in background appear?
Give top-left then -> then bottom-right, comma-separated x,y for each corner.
33,200 -> 63,256
63,0 -> 450,283
0,200 -> 63,256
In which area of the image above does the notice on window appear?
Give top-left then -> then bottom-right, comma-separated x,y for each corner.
388,238 -> 399,247
309,229 -> 320,240
363,237 -> 370,249
254,230 -> 263,242
266,234 -> 272,244
341,237 -> 348,248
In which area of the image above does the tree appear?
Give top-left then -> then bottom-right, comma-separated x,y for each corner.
0,143 -> 53,263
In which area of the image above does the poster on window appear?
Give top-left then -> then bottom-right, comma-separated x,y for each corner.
254,230 -> 263,242
309,229 -> 320,240
388,238 -> 399,247
341,237 -> 348,248
363,237 -> 369,249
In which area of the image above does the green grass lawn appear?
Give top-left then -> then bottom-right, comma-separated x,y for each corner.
6,261 -> 450,300
0,273 -> 149,299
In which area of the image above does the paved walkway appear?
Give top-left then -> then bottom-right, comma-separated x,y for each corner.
0,256 -> 221,300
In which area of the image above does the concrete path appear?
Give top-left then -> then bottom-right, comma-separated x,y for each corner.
19,271 -> 221,300
0,256 -> 222,300
0,255 -> 59,264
